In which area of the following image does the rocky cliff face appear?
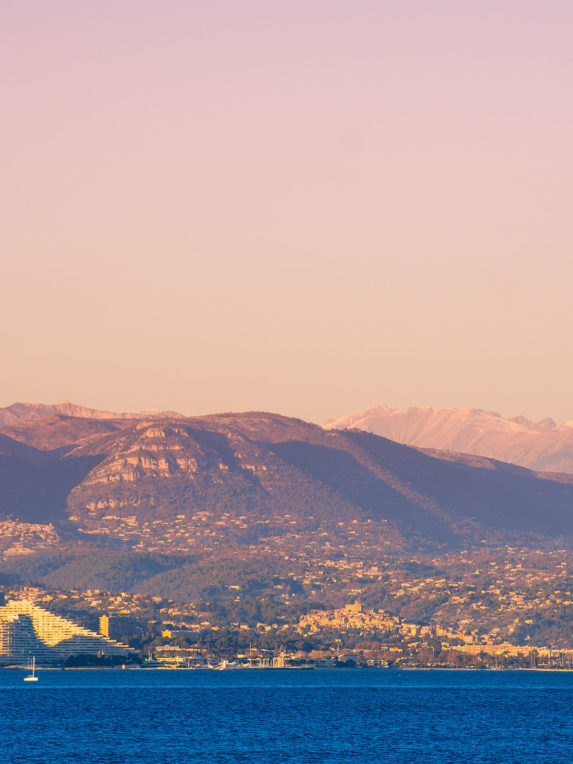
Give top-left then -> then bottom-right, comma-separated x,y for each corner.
326,404 -> 573,474
0,408 -> 572,549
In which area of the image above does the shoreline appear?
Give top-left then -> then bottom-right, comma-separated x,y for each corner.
1,664 -> 572,672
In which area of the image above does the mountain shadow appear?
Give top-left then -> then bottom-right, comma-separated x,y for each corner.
271,440 -> 457,543
0,434 -> 105,523
343,430 -> 573,538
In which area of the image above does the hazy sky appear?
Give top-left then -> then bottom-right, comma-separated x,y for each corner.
2,1 -> 572,423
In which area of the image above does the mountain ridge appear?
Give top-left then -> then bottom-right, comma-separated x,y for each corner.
0,401 -> 184,426
326,404 -> 573,474
0,406 -> 572,551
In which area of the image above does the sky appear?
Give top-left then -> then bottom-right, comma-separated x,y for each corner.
2,1 -> 572,424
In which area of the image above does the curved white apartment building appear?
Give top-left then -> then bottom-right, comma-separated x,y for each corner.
0,599 -> 132,664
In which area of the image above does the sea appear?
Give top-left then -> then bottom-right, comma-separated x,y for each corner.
0,668 -> 571,763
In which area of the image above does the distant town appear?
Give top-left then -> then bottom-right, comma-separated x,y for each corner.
2,534 -> 571,671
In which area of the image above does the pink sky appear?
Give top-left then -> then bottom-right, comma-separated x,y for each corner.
2,1 -> 572,423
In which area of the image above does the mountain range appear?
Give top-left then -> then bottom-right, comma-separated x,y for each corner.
0,402 -> 572,551
0,401 -> 183,427
326,404 -> 573,474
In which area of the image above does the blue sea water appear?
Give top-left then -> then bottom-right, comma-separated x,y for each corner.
0,668 -> 571,763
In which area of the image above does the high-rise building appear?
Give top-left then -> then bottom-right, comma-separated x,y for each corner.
0,599 -> 132,665
99,615 -> 110,638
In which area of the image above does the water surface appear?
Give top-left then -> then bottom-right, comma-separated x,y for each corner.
1,668 -> 571,763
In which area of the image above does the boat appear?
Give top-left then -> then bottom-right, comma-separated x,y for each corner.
24,656 -> 38,682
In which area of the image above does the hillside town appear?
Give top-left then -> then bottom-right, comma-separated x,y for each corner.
0,507 -> 570,668
1,556 -> 570,669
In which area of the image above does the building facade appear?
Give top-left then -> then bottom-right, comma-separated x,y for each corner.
0,599 -> 132,665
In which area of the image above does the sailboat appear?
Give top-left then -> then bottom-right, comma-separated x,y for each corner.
24,656 -> 38,682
